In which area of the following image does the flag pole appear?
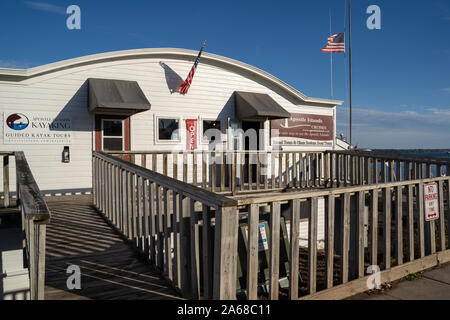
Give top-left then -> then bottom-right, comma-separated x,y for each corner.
329,8 -> 333,99
348,0 -> 353,147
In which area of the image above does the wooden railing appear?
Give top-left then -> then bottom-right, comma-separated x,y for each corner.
326,150 -> 449,187
235,176 -> 450,299
95,150 -> 450,300
1,152 -> 14,208
105,150 -> 328,194
2,152 -> 50,300
93,151 -> 239,299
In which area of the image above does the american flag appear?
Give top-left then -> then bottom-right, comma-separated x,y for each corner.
179,41 -> 206,95
321,33 -> 345,53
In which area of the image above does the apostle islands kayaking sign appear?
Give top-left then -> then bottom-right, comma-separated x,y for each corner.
4,111 -> 72,144
271,113 -> 334,147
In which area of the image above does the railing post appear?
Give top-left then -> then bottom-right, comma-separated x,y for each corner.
269,201 -> 281,299
325,195 -> 335,289
289,199 -> 300,299
15,151 -> 50,300
308,197 -> 318,294
232,152 -> 237,195
3,155 -> 10,207
383,187 -> 391,269
213,205 -> 238,300
36,223 -> 47,300
92,156 -> 97,207
246,204 -> 259,300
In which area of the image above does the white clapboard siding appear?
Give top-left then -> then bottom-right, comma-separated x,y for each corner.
0,50 -> 337,194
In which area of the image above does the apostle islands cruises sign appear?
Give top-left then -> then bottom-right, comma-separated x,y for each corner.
4,111 -> 72,145
271,113 -> 334,147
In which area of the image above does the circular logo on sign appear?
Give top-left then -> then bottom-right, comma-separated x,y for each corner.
6,113 -> 29,130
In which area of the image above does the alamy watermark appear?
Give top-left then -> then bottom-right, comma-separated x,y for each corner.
366,265 -> 382,290
66,265 -> 81,290
366,5 -> 381,30
66,5 -> 81,30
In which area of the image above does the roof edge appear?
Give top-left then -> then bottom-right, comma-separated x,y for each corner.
0,48 -> 343,106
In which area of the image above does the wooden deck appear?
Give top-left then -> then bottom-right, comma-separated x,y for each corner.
44,198 -> 182,300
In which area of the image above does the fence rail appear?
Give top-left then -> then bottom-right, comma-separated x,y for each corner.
234,175 -> 449,299
106,150 -> 450,195
326,150 -> 450,187
1,151 -> 50,300
93,151 -> 239,299
94,150 -> 450,300
1,152 -> 14,208
105,150 -> 329,194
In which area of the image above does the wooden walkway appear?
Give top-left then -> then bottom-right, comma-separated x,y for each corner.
44,198 -> 182,300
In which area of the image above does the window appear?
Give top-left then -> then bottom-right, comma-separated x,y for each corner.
102,119 -> 123,151
202,120 -> 221,142
158,118 -> 180,141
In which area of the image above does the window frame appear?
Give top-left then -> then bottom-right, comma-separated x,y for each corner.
154,115 -> 182,144
200,118 -> 223,145
101,118 -> 125,151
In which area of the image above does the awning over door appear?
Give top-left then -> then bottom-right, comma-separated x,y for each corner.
234,91 -> 291,120
88,78 -> 151,115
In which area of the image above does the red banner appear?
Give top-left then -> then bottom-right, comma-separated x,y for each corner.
186,119 -> 198,150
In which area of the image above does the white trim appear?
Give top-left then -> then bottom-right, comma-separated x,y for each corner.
101,118 -> 125,151
0,48 -> 342,107
154,115 -> 182,145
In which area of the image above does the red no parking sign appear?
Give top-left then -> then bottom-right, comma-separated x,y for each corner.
424,182 -> 439,221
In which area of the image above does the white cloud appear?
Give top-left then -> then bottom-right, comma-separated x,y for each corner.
443,88 -> 450,94
24,1 -> 66,15
427,108 -> 450,116
337,107 -> 450,149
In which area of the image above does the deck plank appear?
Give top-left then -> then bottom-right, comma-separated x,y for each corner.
44,199 -> 182,300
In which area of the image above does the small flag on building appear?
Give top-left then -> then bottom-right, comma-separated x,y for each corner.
179,41 -> 206,95
321,33 -> 345,53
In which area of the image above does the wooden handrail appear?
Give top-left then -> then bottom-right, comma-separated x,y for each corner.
93,150 -> 450,300
236,175 -> 450,205
105,150 -> 324,155
9,151 -> 50,301
104,150 -> 329,194
94,151 -> 237,208
15,152 -> 50,223
328,150 -> 450,166
238,175 -> 449,300
93,151 -> 240,299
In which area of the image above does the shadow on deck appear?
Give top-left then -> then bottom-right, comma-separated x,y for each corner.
44,198 -> 182,300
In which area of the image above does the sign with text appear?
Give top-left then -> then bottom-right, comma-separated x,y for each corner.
185,119 -> 198,150
271,113 -> 334,147
4,111 -> 72,145
424,182 -> 439,221
245,224 -> 269,252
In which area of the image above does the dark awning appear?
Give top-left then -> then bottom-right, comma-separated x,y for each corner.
88,78 -> 151,115
234,91 -> 291,120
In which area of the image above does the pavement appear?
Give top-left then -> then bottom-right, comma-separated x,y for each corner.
348,262 -> 450,300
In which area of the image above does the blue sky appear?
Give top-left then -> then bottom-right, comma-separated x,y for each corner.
1,0 -> 450,148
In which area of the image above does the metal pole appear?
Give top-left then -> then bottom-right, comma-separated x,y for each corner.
330,8 -> 333,99
348,0 -> 353,146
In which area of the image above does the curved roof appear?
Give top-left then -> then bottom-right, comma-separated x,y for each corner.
0,48 -> 342,106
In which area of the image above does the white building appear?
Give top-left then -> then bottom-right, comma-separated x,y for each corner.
0,48 -> 342,196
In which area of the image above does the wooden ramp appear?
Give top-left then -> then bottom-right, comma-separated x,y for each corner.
44,198 -> 182,300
